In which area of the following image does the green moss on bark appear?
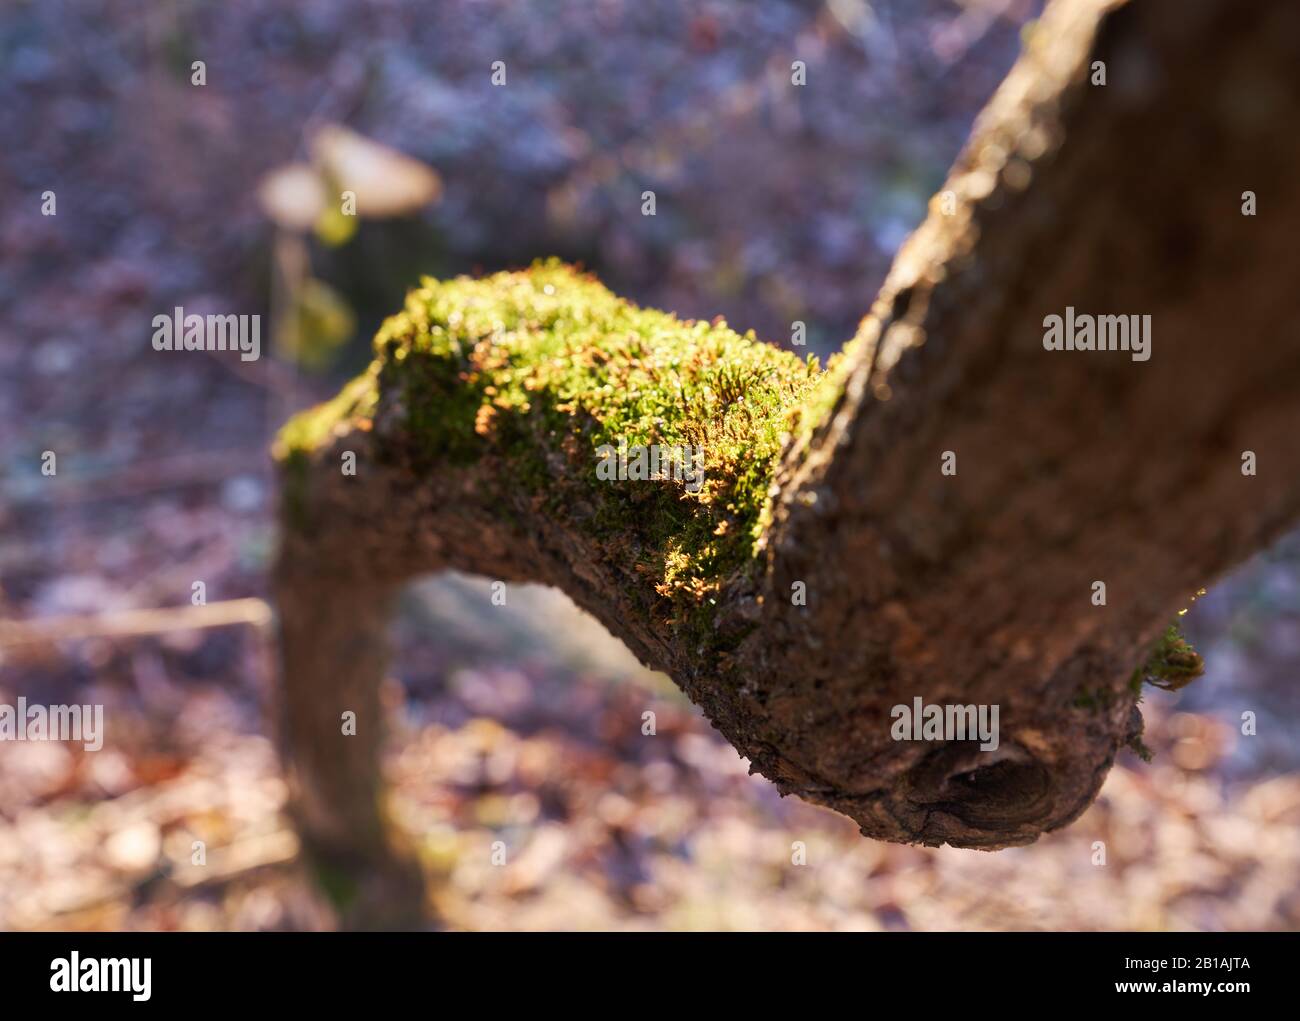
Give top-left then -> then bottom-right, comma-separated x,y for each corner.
276,260 -> 837,643
1073,623 -> 1205,721
1133,623 -> 1204,692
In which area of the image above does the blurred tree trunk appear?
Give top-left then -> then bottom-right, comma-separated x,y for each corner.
274,0 -> 1300,926
275,572 -> 426,929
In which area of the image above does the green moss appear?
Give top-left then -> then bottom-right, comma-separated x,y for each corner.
1126,731 -> 1154,763
277,259 -> 838,646
1075,623 -> 1205,713
1073,623 -> 1204,763
1071,686 -> 1108,712
1133,623 -> 1204,692
280,447 -> 311,532
276,369 -> 379,457
275,371 -> 379,533
310,858 -> 360,913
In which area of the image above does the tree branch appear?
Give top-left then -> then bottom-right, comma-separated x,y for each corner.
271,0 -> 1300,925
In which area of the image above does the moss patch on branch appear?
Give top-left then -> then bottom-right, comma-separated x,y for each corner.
277,259 -> 838,642
1133,624 -> 1204,692
1072,622 -> 1205,729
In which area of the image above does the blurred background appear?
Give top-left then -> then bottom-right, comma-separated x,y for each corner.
1,0 -> 1297,931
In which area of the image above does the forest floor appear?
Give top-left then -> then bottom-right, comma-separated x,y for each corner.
4,564 -> 1299,932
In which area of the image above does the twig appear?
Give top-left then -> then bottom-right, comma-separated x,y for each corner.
0,598 -> 273,648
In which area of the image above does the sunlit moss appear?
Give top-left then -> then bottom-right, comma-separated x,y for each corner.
1074,623 -> 1204,724
275,368 -> 378,456
277,260 -> 838,642
1133,624 -> 1204,692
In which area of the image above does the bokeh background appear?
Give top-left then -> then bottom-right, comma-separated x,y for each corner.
1,0 -> 1297,930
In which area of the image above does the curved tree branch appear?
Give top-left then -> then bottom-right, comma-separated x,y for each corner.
272,0 -> 1300,922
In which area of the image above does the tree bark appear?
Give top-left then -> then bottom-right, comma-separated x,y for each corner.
273,0 -> 1300,923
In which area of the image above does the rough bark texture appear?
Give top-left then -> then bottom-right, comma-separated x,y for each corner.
273,0 -> 1300,923
748,0 -> 1300,846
